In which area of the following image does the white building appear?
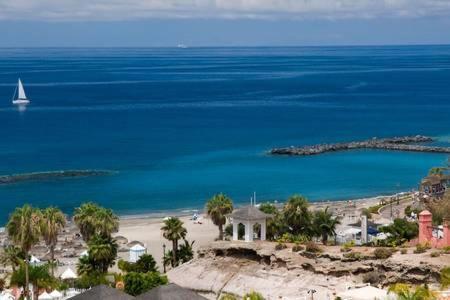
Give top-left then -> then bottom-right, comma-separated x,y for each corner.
229,206 -> 272,242
129,244 -> 147,262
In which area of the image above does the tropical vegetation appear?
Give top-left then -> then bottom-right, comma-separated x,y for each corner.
388,283 -> 436,300
73,202 -> 119,241
6,204 -> 42,298
161,217 -> 187,267
380,218 -> 419,246
206,193 -> 234,240
40,207 -> 66,275
123,271 -> 168,296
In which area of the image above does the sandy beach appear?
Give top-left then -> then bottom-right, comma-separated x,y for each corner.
113,192 -> 407,270
115,214 -> 218,270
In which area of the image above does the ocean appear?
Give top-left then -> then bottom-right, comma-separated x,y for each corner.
0,46 -> 449,223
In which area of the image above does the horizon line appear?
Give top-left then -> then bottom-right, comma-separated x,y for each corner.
1,43 -> 450,49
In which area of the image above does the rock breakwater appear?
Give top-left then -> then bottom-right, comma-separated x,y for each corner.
0,169 -> 115,185
270,135 -> 450,156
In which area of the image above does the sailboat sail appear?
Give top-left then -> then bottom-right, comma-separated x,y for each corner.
17,79 -> 27,100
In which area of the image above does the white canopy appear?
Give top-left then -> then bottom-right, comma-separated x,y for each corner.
30,255 -> 41,264
39,292 -> 53,300
338,285 -> 389,300
130,244 -> 146,251
60,268 -> 77,280
49,290 -> 62,298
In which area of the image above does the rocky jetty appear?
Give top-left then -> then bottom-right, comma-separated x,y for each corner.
0,169 -> 115,184
270,135 -> 450,156
168,241 -> 448,300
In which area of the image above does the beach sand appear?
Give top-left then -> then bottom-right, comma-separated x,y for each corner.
113,192 -> 406,270
115,215 -> 218,270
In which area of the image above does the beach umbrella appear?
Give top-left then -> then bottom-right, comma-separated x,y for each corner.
61,268 -> 77,280
39,292 -> 53,300
49,290 -> 62,299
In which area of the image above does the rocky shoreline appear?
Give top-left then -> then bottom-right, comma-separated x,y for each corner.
270,135 -> 450,156
168,241 -> 449,299
0,169 -> 115,184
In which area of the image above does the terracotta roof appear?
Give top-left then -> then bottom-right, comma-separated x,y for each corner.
229,206 -> 272,221
136,283 -> 207,300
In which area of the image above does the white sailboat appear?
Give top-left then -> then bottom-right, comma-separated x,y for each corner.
12,78 -> 30,105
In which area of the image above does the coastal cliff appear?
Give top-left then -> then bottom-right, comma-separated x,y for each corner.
270,135 -> 450,156
167,241 -> 448,300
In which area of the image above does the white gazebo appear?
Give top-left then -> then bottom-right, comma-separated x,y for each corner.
229,206 -> 272,242
129,244 -> 147,262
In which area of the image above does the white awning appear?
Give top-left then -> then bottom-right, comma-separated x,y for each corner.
49,290 -> 62,298
60,268 -> 77,279
39,292 -> 53,300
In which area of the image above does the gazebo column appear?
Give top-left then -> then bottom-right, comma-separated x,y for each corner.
260,219 -> 267,241
245,221 -> 253,242
232,219 -> 239,241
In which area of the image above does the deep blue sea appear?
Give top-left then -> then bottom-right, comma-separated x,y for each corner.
0,46 -> 449,223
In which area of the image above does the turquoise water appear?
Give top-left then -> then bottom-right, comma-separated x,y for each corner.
0,46 -> 449,223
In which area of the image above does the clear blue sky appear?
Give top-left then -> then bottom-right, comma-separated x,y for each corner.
1,0 -> 450,47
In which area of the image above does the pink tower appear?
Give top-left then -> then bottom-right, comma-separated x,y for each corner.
418,210 -> 433,244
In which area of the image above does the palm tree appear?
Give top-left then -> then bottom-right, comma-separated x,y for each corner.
282,195 -> 311,236
73,202 -> 99,241
206,193 -> 233,240
6,204 -> 42,299
0,246 -> 24,272
87,235 -> 118,273
40,207 -> 66,276
312,207 -> 341,245
94,207 -> 119,237
74,202 -> 119,241
388,283 -> 436,300
161,217 -> 187,267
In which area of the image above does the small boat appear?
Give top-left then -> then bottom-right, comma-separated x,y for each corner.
177,44 -> 188,49
12,78 -> 30,105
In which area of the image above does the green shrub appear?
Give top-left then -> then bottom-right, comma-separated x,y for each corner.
373,248 -> 393,259
430,251 -> 441,257
292,243 -> 304,252
305,242 -> 322,253
400,249 -> 407,255
243,291 -> 265,300
368,204 -> 383,214
124,272 -> 168,296
277,233 -> 309,244
118,254 -> 158,273
414,243 -> 431,254
340,240 -> 355,252
220,294 -> 238,300
442,246 -> 450,254
75,271 -> 109,289
275,242 -> 287,250
343,252 -> 362,260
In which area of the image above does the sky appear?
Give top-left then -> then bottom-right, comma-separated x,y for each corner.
0,0 -> 450,47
